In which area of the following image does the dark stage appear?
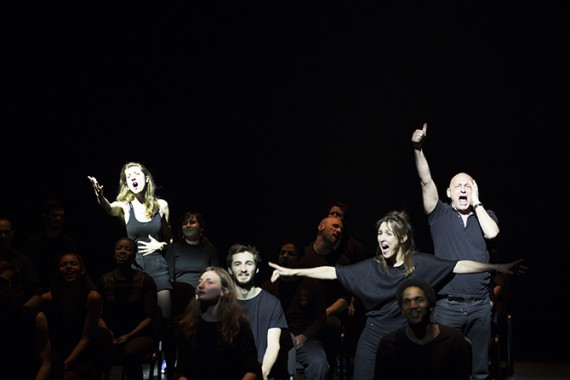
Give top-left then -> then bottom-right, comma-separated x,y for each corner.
4,2 -> 568,365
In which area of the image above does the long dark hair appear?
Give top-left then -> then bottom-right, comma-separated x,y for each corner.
374,210 -> 416,276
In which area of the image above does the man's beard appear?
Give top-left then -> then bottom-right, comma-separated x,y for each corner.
236,275 -> 255,290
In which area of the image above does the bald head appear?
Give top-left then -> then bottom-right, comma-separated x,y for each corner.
319,216 -> 343,229
449,172 -> 474,189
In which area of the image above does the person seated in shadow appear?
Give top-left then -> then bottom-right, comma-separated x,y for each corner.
324,201 -> 370,373
262,239 -> 329,380
488,246 -> 518,377
489,248 -> 513,328
165,210 -> 219,288
0,217 -> 42,310
325,201 -> 368,263
375,278 -> 472,380
96,236 -> 159,380
21,197 -> 79,292
176,266 -> 261,380
40,251 -> 105,380
0,259 -> 52,380
301,216 -> 352,379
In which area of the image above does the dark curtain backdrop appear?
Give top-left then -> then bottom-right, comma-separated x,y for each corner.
4,2 -> 568,361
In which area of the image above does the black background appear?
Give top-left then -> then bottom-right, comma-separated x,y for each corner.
4,2 -> 568,361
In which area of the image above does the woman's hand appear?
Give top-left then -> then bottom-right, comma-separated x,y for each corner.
87,176 -> 103,196
139,234 -> 167,256
495,258 -> 526,275
268,262 -> 292,282
113,334 -> 130,344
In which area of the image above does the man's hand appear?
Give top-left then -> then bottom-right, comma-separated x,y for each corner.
471,179 -> 481,205
411,122 -> 428,150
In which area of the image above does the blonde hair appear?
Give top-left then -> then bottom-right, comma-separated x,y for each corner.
116,162 -> 161,219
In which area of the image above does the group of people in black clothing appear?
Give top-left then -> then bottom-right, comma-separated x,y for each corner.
1,123 -> 523,380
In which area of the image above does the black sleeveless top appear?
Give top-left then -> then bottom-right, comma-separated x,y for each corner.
126,203 -> 162,247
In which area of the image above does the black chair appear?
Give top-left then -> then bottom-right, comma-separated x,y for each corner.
164,281 -> 195,379
170,281 -> 195,336
488,267 -> 515,380
101,306 -> 164,380
489,310 -> 514,380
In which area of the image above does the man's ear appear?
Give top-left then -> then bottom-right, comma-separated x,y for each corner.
446,188 -> 451,199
